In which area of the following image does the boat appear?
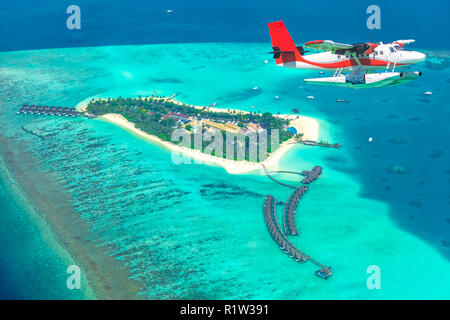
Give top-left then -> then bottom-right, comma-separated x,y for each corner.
336,99 -> 345,103
424,91 -> 432,95
307,96 -> 314,100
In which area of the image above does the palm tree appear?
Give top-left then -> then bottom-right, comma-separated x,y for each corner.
285,108 -> 300,118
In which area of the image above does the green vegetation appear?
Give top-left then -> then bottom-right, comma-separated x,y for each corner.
86,97 -> 295,161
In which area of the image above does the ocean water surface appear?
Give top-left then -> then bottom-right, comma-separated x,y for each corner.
1,0 -> 449,51
0,43 -> 449,299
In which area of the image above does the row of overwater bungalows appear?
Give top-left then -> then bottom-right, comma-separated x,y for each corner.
17,104 -> 82,117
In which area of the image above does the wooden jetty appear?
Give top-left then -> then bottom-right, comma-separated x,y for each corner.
293,140 -> 341,149
267,166 -> 323,185
262,165 -> 332,279
262,164 -> 297,189
264,196 -> 308,263
263,195 -> 332,279
282,186 -> 309,236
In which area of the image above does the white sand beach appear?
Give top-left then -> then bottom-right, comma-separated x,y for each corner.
77,97 -> 319,174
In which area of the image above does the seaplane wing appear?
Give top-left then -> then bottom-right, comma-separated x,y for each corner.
304,40 -> 353,51
304,40 -> 377,56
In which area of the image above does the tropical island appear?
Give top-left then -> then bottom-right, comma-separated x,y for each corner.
80,96 -> 321,174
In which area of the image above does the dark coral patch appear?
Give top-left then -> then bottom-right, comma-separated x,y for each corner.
387,164 -> 410,175
409,200 -> 422,208
389,137 -> 408,145
429,149 -> 444,159
441,240 -> 450,248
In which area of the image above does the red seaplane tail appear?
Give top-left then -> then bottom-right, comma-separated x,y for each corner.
268,21 -> 303,65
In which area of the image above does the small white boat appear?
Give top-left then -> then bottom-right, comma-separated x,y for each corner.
336,99 -> 345,103
307,96 -> 314,100
166,9 -> 174,13
274,96 -> 279,100
369,137 -> 373,143
424,91 -> 432,95
264,60 -> 268,64
252,86 -> 259,90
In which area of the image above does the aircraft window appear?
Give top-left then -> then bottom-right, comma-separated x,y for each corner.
337,55 -> 341,59
390,47 -> 395,53
394,45 -> 403,51
380,51 -> 383,55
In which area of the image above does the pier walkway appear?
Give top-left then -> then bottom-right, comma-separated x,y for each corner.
264,196 -> 308,263
262,165 -> 332,278
292,140 -> 341,149
263,195 -> 330,274
282,186 -> 309,236
262,165 -> 297,189
17,104 -> 82,118
301,166 -> 322,184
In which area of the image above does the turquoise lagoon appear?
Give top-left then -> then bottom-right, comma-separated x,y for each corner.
0,43 -> 449,299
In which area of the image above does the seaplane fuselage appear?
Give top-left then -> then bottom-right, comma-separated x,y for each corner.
285,44 -> 426,72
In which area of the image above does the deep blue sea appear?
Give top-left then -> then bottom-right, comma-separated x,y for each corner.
0,0 -> 449,51
0,1 -> 449,299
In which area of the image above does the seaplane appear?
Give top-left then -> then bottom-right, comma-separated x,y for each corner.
268,21 -> 426,88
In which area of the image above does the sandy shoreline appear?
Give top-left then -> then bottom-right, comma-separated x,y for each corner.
79,97 -> 319,174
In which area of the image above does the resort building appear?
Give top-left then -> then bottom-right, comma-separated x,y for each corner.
246,123 -> 264,133
225,122 -> 240,131
162,112 -> 191,124
203,120 -> 240,133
